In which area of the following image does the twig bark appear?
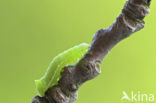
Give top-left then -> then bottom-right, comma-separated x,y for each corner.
31,0 -> 152,103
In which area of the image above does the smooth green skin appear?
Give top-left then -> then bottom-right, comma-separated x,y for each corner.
35,43 -> 90,96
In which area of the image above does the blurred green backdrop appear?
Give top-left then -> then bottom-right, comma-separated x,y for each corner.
0,0 -> 156,103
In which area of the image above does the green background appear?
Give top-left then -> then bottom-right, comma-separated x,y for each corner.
0,0 -> 156,103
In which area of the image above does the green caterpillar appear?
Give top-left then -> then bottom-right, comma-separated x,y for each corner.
35,43 -> 90,96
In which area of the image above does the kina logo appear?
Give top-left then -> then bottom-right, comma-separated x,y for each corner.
121,91 -> 154,102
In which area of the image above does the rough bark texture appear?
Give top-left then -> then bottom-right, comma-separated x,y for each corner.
31,0 -> 152,103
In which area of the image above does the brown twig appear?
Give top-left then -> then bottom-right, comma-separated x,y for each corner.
31,0 -> 152,103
